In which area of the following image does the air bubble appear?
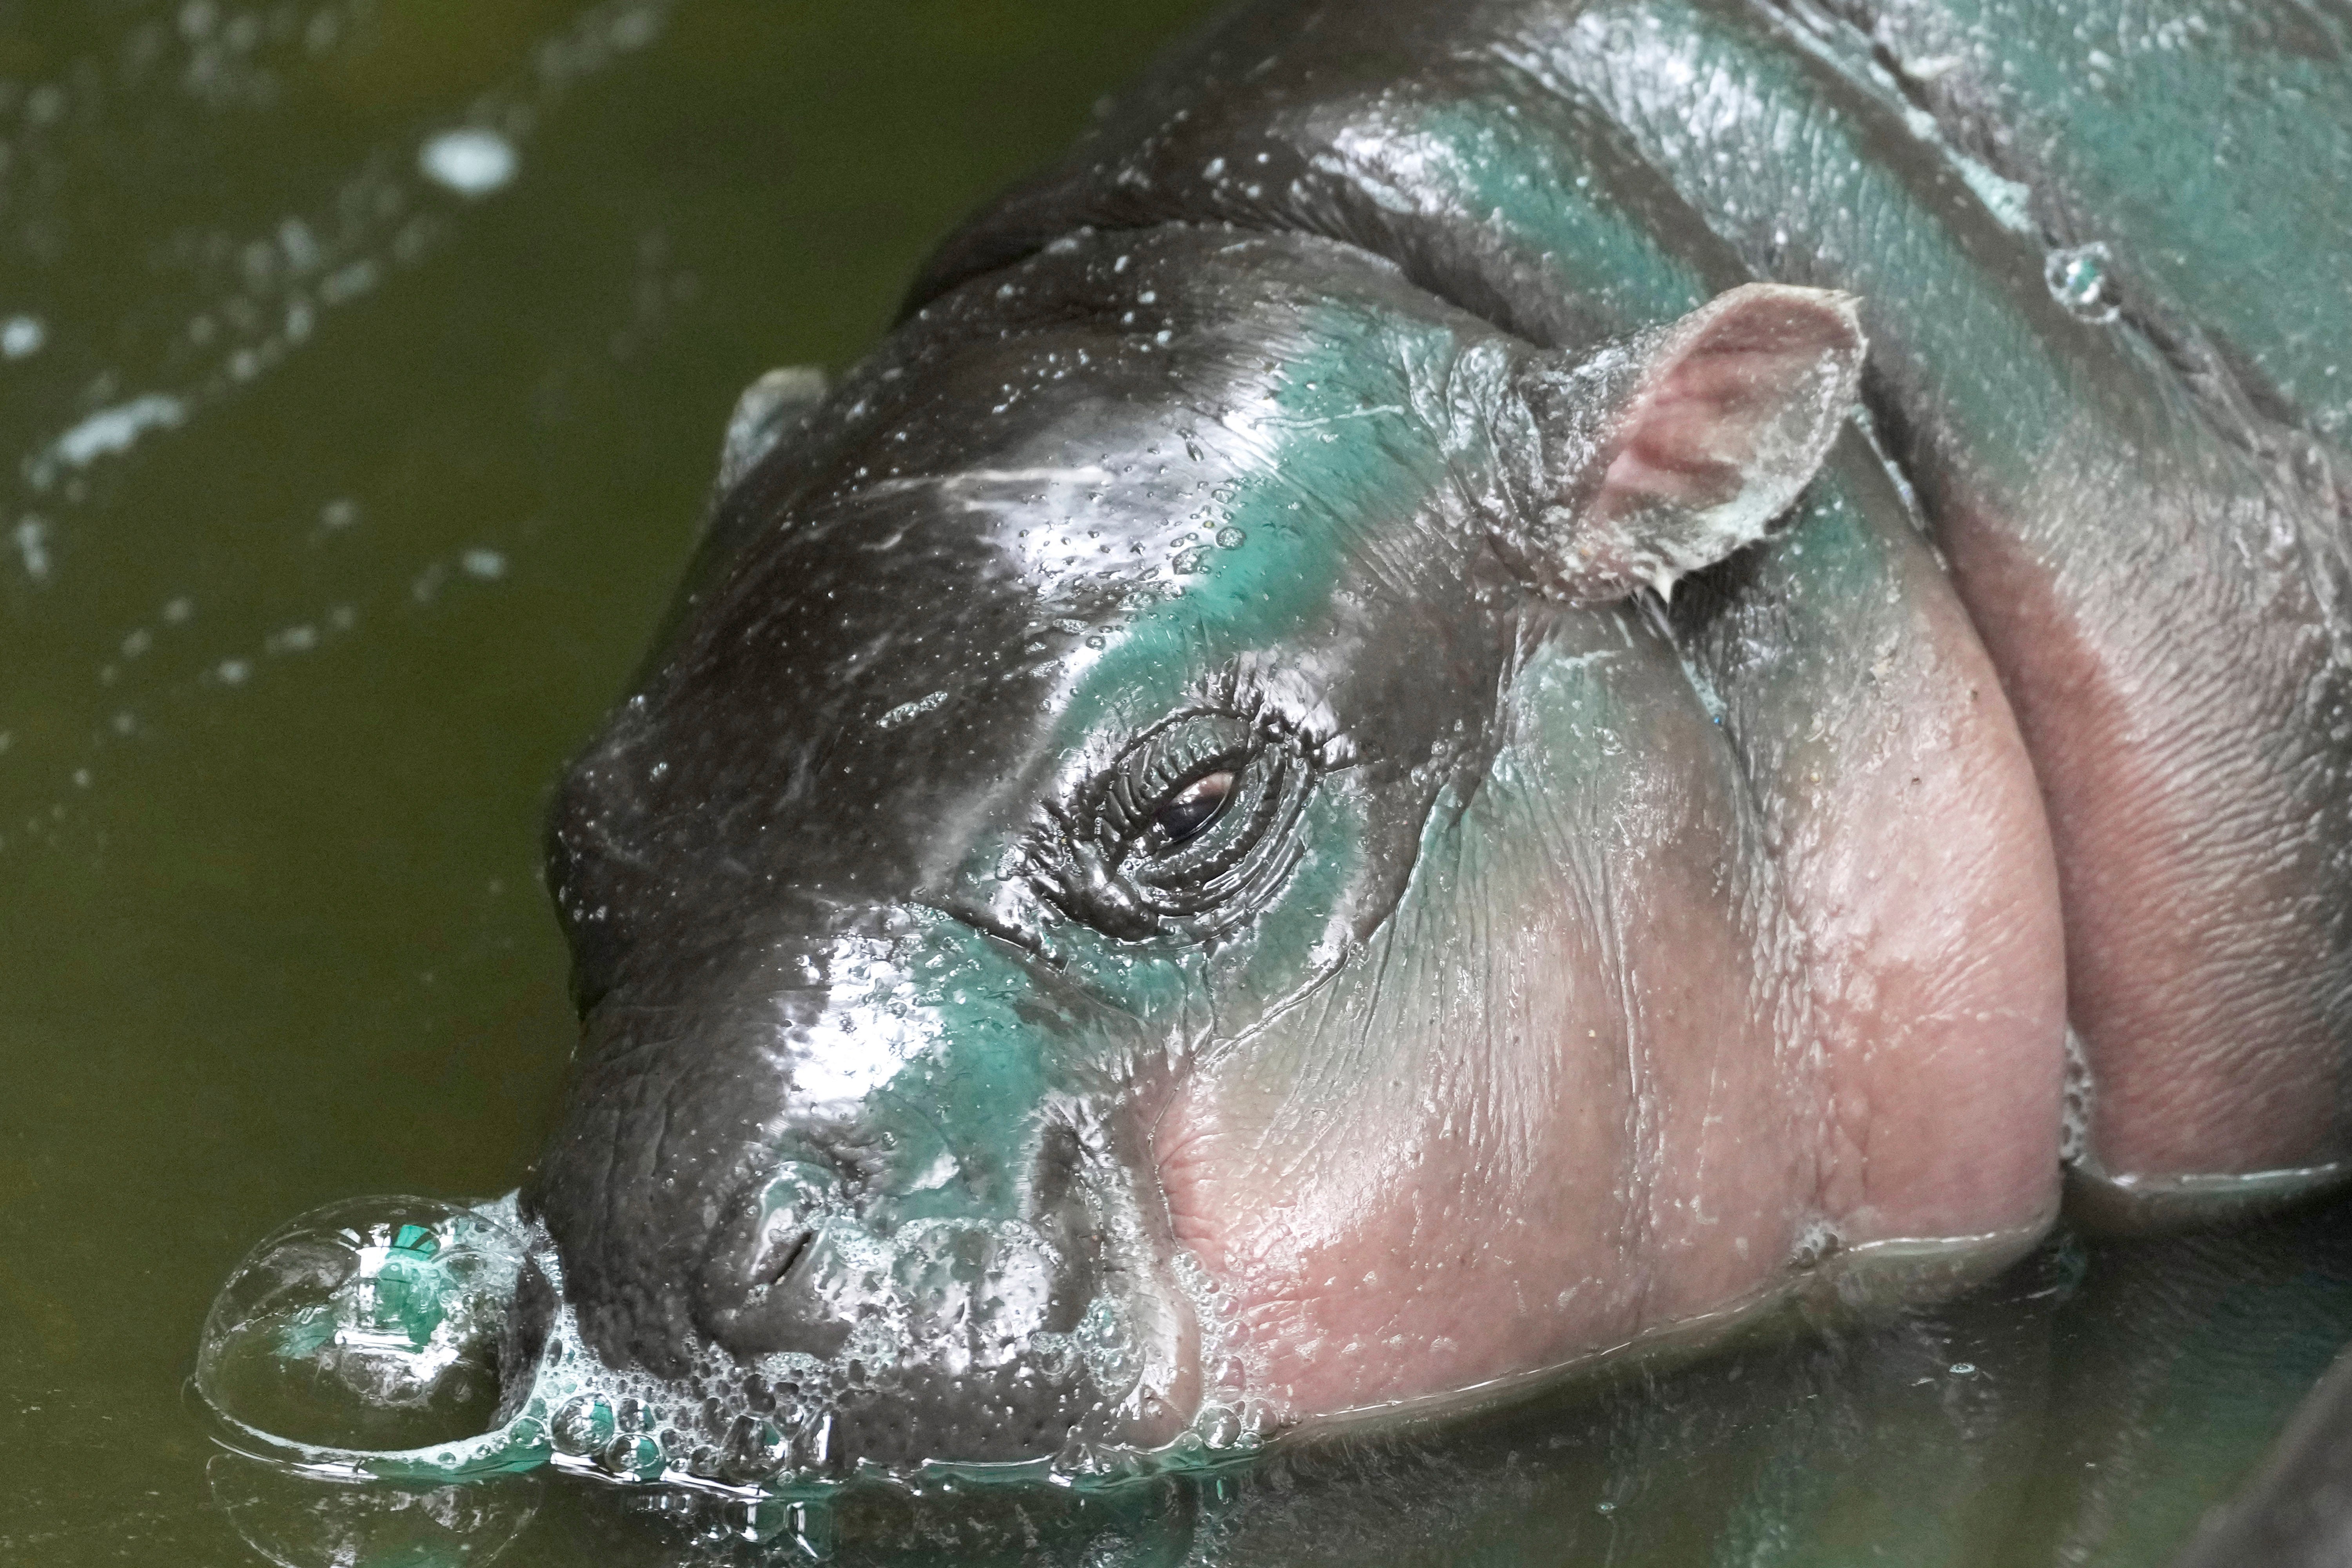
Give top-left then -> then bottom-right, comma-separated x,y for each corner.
550,1394 -> 616,1455
2045,243 -> 2122,325
194,1196 -> 526,1454
600,1432 -> 667,1482
1194,1403 -> 1244,1449
724,1415 -> 791,1481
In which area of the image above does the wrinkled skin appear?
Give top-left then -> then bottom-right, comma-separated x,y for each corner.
521,0 -> 2352,1479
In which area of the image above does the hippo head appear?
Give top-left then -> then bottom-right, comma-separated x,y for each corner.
526,225 -> 1863,1481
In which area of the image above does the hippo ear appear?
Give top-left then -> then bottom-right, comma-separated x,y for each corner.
710,365 -> 831,506
1504,283 -> 1866,602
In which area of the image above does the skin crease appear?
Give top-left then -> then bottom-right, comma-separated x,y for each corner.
1947,503 -> 2342,1175
503,0 -> 2352,1477
1678,444 -> 2066,1245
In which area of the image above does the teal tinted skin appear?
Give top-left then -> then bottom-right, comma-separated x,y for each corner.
530,0 -> 2076,1483
1464,0 -> 2352,1182
495,0 -> 2352,1499
1864,0 -> 2352,439
1283,89 -> 1974,869
1005,300 -> 1488,1047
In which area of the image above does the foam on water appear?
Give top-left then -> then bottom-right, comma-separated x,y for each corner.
196,1191 -> 1272,1500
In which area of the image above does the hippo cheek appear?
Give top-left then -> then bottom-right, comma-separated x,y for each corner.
1151,607 -> 1822,1423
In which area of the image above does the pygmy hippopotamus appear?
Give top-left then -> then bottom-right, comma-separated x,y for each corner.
210,0 -> 2352,1496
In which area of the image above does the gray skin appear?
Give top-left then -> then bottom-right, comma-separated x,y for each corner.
519,0 -> 2352,1486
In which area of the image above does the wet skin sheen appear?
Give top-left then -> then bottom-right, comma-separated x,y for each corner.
526,0 -> 2352,1476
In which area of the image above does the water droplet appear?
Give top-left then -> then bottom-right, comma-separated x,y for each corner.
599,1432 -> 666,1482
1196,1404 -> 1244,1449
418,129 -> 519,198
1,315 -> 46,360
1214,526 -> 1246,549
2045,243 -> 2121,324
723,1416 -> 791,1481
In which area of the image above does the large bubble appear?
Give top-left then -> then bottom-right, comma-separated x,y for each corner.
194,1194 -> 550,1477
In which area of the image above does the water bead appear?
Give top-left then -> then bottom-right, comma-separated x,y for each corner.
2044,242 -> 2122,325
724,1415 -> 793,1481
195,1195 -> 528,1454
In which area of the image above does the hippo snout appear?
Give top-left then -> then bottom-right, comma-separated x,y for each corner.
679,1155 -> 1125,1468
524,916 -> 1206,1477
694,1123 -> 1106,1361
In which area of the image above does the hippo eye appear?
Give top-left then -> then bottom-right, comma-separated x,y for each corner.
1034,708 -> 1318,938
1151,770 -> 1234,847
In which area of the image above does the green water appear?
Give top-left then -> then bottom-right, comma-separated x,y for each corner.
0,3 -> 2345,1564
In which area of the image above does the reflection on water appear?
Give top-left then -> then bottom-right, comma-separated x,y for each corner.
187,1200 -> 2352,1566
207,1454 -> 542,1568
0,3 -> 2343,1565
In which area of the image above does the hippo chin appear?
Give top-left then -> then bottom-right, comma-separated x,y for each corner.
273,0 -> 2348,1487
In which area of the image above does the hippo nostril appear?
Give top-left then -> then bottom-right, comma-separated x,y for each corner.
692,1160 -> 854,1359
750,1226 -> 814,1291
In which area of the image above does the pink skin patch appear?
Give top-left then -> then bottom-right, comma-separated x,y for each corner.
1144,287 -> 2068,1427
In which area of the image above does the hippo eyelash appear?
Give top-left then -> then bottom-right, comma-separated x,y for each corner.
1030,709 -> 1319,940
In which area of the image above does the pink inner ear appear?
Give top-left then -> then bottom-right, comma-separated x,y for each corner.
1598,290 -> 1864,522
